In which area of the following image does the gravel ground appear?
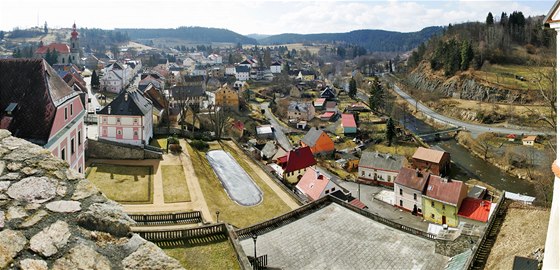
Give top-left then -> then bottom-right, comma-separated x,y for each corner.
206,150 -> 262,206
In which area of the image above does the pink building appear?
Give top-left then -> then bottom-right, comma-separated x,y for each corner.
0,59 -> 86,173
97,88 -> 153,146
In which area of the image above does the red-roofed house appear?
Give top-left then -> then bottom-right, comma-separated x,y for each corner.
296,168 -> 343,201
458,198 -> 492,223
422,176 -> 468,227
412,147 -> 451,176
341,114 -> 357,134
276,146 -> 317,184
35,23 -> 81,65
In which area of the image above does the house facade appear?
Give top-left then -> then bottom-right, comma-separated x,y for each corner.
277,146 -> 317,184
341,114 -> 357,134
97,89 -> 153,146
288,101 -> 315,121
0,59 -> 86,173
300,127 -> 335,155
394,168 -> 430,215
215,85 -> 239,112
270,61 -> 282,73
411,147 -> 451,176
422,176 -> 468,227
235,66 -> 250,81
358,151 -> 405,187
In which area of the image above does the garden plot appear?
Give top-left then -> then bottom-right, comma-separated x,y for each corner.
206,150 -> 263,206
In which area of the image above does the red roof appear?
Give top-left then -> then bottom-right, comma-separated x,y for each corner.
36,43 -> 70,54
341,114 -> 356,128
320,112 -> 335,118
458,198 -> 492,222
506,134 -> 516,139
349,198 -> 367,209
424,176 -> 466,206
279,146 -> 316,173
296,168 -> 331,201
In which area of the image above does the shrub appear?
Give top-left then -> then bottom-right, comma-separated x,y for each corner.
169,143 -> 182,153
191,140 -> 209,151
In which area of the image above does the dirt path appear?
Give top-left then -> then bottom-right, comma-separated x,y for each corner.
223,141 -> 300,210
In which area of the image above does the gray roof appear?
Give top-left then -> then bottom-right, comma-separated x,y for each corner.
235,66 -> 250,73
261,141 -> 278,159
301,127 -> 324,147
98,88 -> 152,116
170,85 -> 205,98
358,151 -> 405,172
288,101 -> 311,113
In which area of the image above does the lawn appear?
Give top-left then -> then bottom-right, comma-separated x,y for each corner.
164,240 -> 240,270
186,141 -> 292,228
86,164 -> 152,204
474,64 -> 553,91
366,141 -> 418,159
150,137 -> 168,149
161,165 -> 191,203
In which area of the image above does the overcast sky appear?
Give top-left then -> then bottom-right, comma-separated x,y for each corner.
0,1 -> 555,35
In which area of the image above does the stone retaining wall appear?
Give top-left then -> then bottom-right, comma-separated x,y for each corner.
0,130 -> 183,269
86,139 -> 162,160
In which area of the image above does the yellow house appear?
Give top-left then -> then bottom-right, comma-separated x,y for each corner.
215,85 -> 239,112
422,176 -> 467,227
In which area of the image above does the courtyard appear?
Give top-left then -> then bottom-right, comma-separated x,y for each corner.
86,163 -> 152,204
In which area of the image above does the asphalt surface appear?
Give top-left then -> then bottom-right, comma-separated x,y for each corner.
261,102 -> 294,151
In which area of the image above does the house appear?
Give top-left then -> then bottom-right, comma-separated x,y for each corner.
225,64 -> 236,76
239,59 -> 252,68
338,153 -> 360,172
276,146 -> 317,184
101,62 -> 134,93
296,168 -> 344,201
299,70 -> 315,81
35,23 -> 81,65
314,98 -> 326,110
215,85 -> 239,112
97,88 -> 153,146
325,101 -> 338,113
457,197 -> 492,223
288,101 -> 315,121
142,84 -> 168,125
422,176 -> 468,227
256,124 -> 274,139
0,59 -> 86,173
522,135 -> 537,146
319,111 -> 336,121
320,86 -> 337,100
170,85 -> 207,110
296,121 -> 307,129
341,114 -> 357,134
506,134 -> 517,142
394,168 -> 430,215
358,151 -> 405,187
300,127 -> 335,155
235,66 -> 250,81
346,103 -> 369,112
260,141 -> 278,160
270,61 -> 282,73
411,147 -> 451,176
207,53 -> 222,64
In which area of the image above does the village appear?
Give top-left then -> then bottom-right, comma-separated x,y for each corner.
0,21 -> 552,269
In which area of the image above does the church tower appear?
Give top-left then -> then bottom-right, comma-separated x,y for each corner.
70,22 -> 81,65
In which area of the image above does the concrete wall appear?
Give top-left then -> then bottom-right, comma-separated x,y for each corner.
86,139 -> 161,160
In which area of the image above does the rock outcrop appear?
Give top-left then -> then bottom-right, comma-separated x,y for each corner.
0,130 -> 184,269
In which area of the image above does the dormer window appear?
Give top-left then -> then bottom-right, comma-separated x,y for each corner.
5,103 -> 17,115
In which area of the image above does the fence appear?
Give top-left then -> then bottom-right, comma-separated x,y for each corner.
465,192 -> 507,270
129,211 -> 202,226
136,223 -> 227,244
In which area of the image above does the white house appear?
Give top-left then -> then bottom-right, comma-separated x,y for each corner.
207,53 -> 223,64
270,61 -> 282,74
97,88 -> 153,146
295,168 -> 344,201
225,65 -> 236,75
101,62 -> 134,93
394,168 -> 429,215
358,151 -> 405,187
235,66 -> 250,81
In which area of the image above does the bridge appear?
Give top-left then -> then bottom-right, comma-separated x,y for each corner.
416,127 -> 465,138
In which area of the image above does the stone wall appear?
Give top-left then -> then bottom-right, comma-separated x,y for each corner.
86,139 -> 162,160
0,130 -> 183,269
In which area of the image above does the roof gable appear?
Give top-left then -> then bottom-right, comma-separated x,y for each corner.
282,146 -> 316,173
359,151 -> 405,171
412,147 -> 447,164
424,176 -> 465,206
296,168 -> 331,200
545,0 -> 560,24
98,88 -> 152,116
394,167 -> 430,191
301,128 -> 327,147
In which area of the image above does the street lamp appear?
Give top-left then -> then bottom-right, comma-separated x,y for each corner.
252,233 -> 258,269
216,210 -> 220,223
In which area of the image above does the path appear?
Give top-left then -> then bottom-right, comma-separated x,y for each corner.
87,143 -> 212,222
223,141 -> 299,210
261,102 -> 293,151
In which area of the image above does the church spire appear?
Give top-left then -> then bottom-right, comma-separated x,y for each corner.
71,22 -> 78,39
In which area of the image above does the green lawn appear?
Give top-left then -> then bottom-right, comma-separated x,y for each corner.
161,165 -> 191,203
366,141 -> 418,159
186,141 -> 292,228
86,164 -> 152,204
163,240 -> 240,270
475,64 -> 553,90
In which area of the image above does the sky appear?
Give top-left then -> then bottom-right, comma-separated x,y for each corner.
0,0 -> 555,35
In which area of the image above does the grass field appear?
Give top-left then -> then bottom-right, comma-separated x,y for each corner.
163,240 -> 240,270
186,141 -> 292,228
161,165 -> 191,203
366,141 -> 418,159
86,164 -> 152,204
150,137 -> 168,149
474,64 -> 553,91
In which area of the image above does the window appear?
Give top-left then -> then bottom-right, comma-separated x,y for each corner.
116,118 -> 121,124
78,131 -> 82,145
331,187 -> 335,191
361,170 -> 365,176
134,118 -> 138,124
399,188 -> 403,196
64,108 -> 68,120
103,117 -> 107,123
117,130 -> 122,135
414,194 -> 417,201
78,166 -> 82,173
134,131 -> 138,136
431,201 -> 435,207
70,138 -> 75,154
431,214 -> 435,219
399,200 -> 403,207
442,205 -> 446,210
61,148 -> 66,161
325,190 -> 329,194
70,104 -> 73,115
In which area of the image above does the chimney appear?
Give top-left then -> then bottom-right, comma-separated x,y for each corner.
416,168 -> 421,177
125,92 -> 129,101
108,106 -> 112,115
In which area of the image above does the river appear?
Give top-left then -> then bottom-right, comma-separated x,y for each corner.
393,106 -> 537,196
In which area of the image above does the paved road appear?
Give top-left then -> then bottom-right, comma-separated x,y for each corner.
261,102 -> 293,151
391,84 -> 555,137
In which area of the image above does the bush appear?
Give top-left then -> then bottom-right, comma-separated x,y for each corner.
169,143 -> 182,153
191,140 -> 209,151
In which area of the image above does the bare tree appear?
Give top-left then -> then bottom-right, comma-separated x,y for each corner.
475,132 -> 495,160
209,106 -> 231,140
528,59 -> 556,129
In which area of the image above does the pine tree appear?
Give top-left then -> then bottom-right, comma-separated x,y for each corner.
91,70 -> 100,89
348,77 -> 357,98
44,21 -> 48,33
460,40 -> 473,71
368,81 -> 383,113
486,12 -> 494,25
385,117 -> 396,146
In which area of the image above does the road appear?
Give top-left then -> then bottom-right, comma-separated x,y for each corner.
260,102 -> 294,151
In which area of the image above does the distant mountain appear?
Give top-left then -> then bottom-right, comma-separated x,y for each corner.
246,33 -> 271,40
117,26 -> 257,44
259,27 -> 444,52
